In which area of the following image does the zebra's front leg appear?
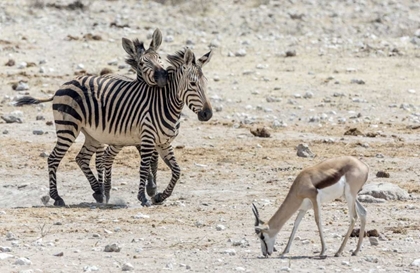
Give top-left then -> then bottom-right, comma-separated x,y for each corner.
103,145 -> 123,203
95,144 -> 106,195
152,145 -> 180,205
145,148 -> 159,197
137,145 -> 156,207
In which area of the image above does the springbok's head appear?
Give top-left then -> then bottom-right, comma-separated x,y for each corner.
166,48 -> 213,122
122,28 -> 167,87
252,203 -> 277,257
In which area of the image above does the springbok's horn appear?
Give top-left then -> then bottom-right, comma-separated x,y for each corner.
252,203 -> 260,226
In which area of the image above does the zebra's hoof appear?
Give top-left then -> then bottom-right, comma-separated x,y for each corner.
93,192 -> 104,203
141,200 -> 152,207
152,193 -> 164,205
146,185 -> 157,197
54,199 -> 66,207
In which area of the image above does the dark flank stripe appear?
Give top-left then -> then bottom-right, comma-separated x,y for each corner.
56,129 -> 77,139
53,104 -> 82,121
92,77 -> 101,128
117,83 -> 139,134
110,84 -> 133,134
315,169 -> 345,189
54,120 -> 79,131
55,83 -> 87,119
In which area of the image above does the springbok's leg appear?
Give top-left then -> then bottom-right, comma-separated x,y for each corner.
76,136 -> 104,203
352,199 -> 367,256
334,194 -> 357,257
282,209 -> 307,255
103,145 -> 123,203
152,144 -> 180,204
312,195 -> 327,257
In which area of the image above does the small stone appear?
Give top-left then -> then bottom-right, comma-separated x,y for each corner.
18,62 -> 27,69
36,115 -> 45,121
100,68 -> 113,75
0,253 -> 14,260
104,243 -> 121,252
6,232 -> 16,240
301,239 -> 310,245
83,265 -> 99,272
0,246 -> 12,252
223,249 -> 236,256
195,220 -> 205,227
214,105 -> 223,112
41,195 -> 50,205
376,171 -> 390,178
40,152 -> 49,158
54,252 -> 64,257
235,49 -> 247,57
5,59 -> 15,66
77,64 -> 85,70
39,67 -> 46,73
411,259 -> 420,267
104,229 -> 113,234
1,113 -> 23,124
369,237 -> 379,246
92,233 -> 101,238
164,35 -> 174,43
33,130 -> 44,135
15,257 -> 32,265
285,50 -> 296,57
303,91 -> 314,99
280,267 -> 291,272
216,224 -> 226,231
235,267 -> 245,271
122,263 -> 134,271
341,261 -> 350,266
296,143 -> 314,158
14,82 -> 29,91
350,79 -> 365,84
2,130 -> 9,134
107,59 -> 118,66
132,213 -> 150,219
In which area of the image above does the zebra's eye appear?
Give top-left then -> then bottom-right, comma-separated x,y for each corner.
190,82 -> 197,87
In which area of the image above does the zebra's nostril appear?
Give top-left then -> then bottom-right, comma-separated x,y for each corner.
198,109 -> 212,122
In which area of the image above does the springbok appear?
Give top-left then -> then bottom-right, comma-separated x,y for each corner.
252,156 -> 368,258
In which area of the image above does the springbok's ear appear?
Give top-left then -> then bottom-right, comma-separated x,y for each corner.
197,50 -> 213,68
149,28 -> 163,51
122,38 -> 135,56
184,48 -> 195,67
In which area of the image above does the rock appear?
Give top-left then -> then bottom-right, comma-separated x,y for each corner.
216,224 -> 226,231
100,68 -> 113,75
296,143 -> 314,158
5,59 -> 15,66
341,261 -> 350,266
235,267 -> 245,271
250,127 -> 270,138
107,59 -> 118,66
104,243 -> 121,252
36,115 -> 45,121
359,182 -> 409,200
344,128 -> 364,136
280,267 -> 291,272
13,82 -> 29,91
6,231 -> 16,240
369,237 -> 379,246
367,229 -> 380,237
222,249 -> 236,256
0,246 -> 12,252
15,257 -> 32,265
2,112 -> 23,123
33,130 -> 44,135
2,130 -> 9,134
351,79 -> 365,84
0,253 -> 14,260
303,91 -> 314,99
285,50 -> 296,57
122,263 -> 134,271
357,195 -> 386,203
41,195 -> 50,205
376,171 -> 390,178
350,228 -> 367,237
83,265 -> 99,272
40,152 -> 49,158
132,213 -> 150,219
92,233 -> 101,238
18,62 -> 27,69
411,259 -> 420,267
164,35 -> 174,43
272,120 -> 287,128
235,49 -> 247,57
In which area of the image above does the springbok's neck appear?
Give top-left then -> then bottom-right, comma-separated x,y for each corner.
267,194 -> 302,235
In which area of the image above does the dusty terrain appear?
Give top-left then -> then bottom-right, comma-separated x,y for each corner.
0,0 -> 420,272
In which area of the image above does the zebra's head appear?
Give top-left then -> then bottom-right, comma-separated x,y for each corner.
167,48 -> 213,122
122,28 -> 168,87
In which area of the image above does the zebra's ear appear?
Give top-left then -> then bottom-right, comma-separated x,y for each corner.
184,48 -> 195,67
122,38 -> 135,56
133,39 -> 146,59
197,50 -> 213,68
149,28 -> 162,51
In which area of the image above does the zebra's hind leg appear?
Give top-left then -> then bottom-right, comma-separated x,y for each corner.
152,144 -> 180,205
137,144 -> 155,207
95,145 -> 106,195
76,136 -> 104,203
136,146 -> 158,197
103,145 -> 123,203
48,134 -> 79,206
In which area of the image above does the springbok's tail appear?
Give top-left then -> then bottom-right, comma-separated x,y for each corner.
14,96 -> 53,106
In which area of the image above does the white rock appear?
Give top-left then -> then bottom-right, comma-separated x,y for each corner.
0,246 -> 11,252
77,64 -> 85,70
104,243 -> 121,252
164,36 -> 174,43
83,265 -> 99,272
15,257 -> 32,265
18,62 -> 27,69
122,263 -> 134,271
216,224 -> 226,231
411,259 -> 420,266
359,182 -> 409,201
235,267 -> 246,271
341,261 -> 350,266
0,253 -> 14,260
235,49 -> 247,57
133,213 -> 150,219
369,237 -> 379,246
280,267 -> 291,272
223,249 -> 236,256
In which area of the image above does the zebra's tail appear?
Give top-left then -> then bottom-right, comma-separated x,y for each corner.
14,96 -> 54,106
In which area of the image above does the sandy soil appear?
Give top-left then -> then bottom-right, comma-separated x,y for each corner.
0,0 -> 419,272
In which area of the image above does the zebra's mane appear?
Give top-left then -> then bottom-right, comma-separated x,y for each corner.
166,48 -> 196,68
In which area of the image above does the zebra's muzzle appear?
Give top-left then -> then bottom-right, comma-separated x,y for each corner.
198,108 -> 212,121
154,69 -> 168,88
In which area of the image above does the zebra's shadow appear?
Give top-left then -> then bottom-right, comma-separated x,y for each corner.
16,202 -> 128,210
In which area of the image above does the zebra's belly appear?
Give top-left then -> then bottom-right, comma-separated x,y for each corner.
82,127 -> 142,146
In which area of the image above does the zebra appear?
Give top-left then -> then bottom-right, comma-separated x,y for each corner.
15,47 -> 213,207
